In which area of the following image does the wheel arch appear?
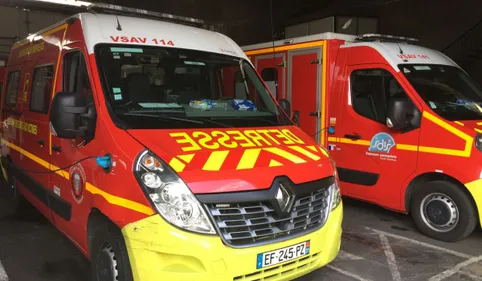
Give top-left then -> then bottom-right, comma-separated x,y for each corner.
87,208 -> 117,258
404,172 -> 478,219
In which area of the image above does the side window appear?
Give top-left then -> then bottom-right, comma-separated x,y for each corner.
63,51 -> 92,97
4,71 -> 20,107
62,51 -> 96,140
30,65 -> 54,113
351,69 -> 409,124
261,68 -> 278,99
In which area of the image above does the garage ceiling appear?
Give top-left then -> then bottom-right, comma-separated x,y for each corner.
0,0 -> 389,22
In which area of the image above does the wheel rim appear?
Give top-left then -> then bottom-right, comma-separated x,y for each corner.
96,243 -> 119,281
420,193 -> 459,233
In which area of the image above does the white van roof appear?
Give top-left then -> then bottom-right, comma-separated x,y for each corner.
15,12 -> 249,61
341,41 -> 458,71
241,32 -> 458,70
81,13 -> 248,60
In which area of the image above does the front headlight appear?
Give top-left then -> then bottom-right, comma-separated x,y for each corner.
329,178 -> 341,211
329,157 -> 341,211
475,133 -> 482,152
134,150 -> 215,234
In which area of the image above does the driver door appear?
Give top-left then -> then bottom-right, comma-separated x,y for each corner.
50,44 -> 98,245
334,65 -> 421,208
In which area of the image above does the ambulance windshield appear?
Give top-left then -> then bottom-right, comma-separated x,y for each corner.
399,64 -> 482,121
95,45 -> 289,129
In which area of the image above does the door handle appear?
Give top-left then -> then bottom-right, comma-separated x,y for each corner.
51,144 -> 62,153
344,133 -> 361,140
37,140 -> 45,146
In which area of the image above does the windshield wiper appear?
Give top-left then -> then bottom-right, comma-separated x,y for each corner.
123,113 -> 204,124
210,116 -> 279,126
199,117 -> 233,128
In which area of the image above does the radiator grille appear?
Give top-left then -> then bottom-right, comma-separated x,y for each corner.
206,188 -> 330,247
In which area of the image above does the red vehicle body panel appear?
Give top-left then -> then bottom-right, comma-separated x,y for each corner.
290,52 -> 319,138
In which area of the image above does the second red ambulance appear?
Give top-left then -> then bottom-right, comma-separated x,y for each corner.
243,33 -> 482,242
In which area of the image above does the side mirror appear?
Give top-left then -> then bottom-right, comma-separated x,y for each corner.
279,98 -> 292,117
50,92 -> 96,139
386,97 -> 420,131
292,111 -> 300,126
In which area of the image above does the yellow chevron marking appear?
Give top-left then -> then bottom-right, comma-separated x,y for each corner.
263,147 -> 306,164
237,149 -> 261,170
178,154 -> 195,163
203,151 -> 229,171
169,158 -> 185,173
475,128 -> 482,134
269,160 -> 283,167
454,121 -> 464,126
289,146 -> 321,161
319,147 -> 329,157
306,145 -> 318,153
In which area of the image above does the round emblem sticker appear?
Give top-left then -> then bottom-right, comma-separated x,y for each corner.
69,164 -> 86,204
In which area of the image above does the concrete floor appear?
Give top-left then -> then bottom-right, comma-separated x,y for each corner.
0,198 -> 481,281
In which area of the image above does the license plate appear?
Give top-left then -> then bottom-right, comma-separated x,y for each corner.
256,241 -> 310,269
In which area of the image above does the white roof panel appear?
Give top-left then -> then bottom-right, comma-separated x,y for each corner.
78,13 -> 248,60
341,42 -> 459,70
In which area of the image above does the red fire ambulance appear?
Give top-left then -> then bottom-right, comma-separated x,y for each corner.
243,32 -> 482,242
0,3 -> 342,281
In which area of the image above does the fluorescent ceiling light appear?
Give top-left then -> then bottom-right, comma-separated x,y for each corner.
25,0 -> 92,7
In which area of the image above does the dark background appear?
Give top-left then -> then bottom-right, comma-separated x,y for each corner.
0,0 -> 481,82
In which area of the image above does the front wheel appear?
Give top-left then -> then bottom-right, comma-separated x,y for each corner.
90,220 -> 134,281
411,180 -> 478,242
0,162 -> 26,219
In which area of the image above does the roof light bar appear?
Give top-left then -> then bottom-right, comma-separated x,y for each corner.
357,33 -> 419,44
86,3 -> 204,26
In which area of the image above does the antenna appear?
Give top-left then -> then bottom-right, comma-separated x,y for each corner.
397,42 -> 404,54
116,15 -> 122,31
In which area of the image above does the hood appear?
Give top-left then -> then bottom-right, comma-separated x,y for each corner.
454,120 -> 482,133
451,120 -> 482,140
128,126 -> 335,194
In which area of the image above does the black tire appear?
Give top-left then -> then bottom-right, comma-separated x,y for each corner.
90,218 -> 134,281
0,163 -> 24,219
410,180 -> 478,242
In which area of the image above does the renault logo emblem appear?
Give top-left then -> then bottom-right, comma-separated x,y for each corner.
275,182 -> 295,216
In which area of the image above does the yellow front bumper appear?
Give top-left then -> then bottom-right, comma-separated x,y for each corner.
465,179 -> 482,226
121,202 -> 343,281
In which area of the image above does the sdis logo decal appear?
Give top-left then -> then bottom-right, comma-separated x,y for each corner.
369,133 -> 395,154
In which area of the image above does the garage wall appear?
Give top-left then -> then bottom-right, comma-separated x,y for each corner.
0,7 -> 67,60
206,0 -> 481,51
